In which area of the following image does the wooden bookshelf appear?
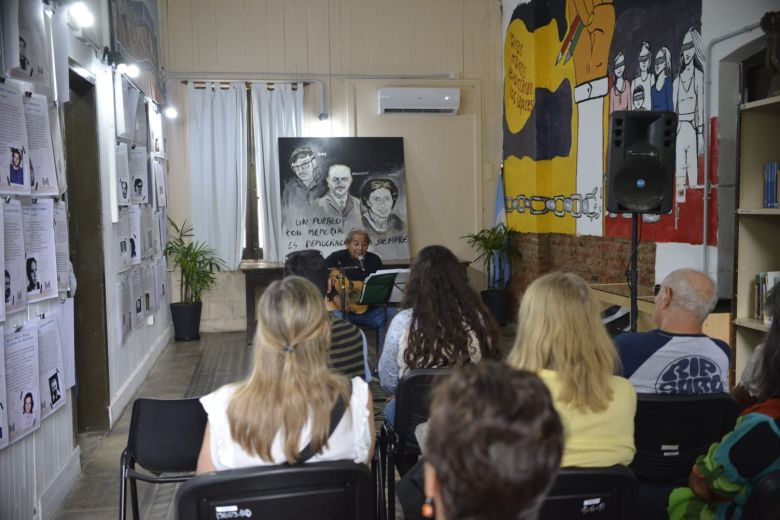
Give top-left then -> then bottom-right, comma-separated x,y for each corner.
733,95 -> 780,382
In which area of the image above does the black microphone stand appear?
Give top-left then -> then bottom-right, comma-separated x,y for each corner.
629,214 -> 639,333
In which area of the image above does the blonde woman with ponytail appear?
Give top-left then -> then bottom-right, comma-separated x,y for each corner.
507,272 -> 636,468
196,276 -> 374,472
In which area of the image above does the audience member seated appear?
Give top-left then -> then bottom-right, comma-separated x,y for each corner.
285,249 -> 369,381
196,277 -> 374,472
615,269 -> 730,394
419,362 -> 564,520
668,284 -> 780,519
507,271 -> 636,468
378,245 -> 500,425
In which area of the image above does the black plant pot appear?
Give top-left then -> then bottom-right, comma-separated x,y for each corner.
481,289 -> 508,327
170,301 -> 202,341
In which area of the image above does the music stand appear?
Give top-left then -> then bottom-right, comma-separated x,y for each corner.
358,271 -> 404,306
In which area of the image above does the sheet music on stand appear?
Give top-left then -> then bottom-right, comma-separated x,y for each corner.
359,268 -> 410,305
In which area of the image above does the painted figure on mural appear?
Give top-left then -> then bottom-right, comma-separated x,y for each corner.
314,164 -> 362,230
609,51 -> 631,112
651,47 -> 674,111
673,27 -> 705,201
632,42 -> 654,111
568,0 -> 615,236
632,84 -> 647,110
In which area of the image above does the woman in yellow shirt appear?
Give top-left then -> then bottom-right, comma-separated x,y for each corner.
507,271 -> 636,467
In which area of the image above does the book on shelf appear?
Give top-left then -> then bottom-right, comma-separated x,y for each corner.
754,271 -> 780,323
764,161 -> 780,208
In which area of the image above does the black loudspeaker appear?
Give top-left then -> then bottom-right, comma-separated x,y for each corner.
606,111 -> 677,214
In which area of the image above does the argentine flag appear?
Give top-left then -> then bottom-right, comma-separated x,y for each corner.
492,169 -> 511,289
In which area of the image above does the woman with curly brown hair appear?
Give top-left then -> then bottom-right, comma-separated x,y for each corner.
378,245 -> 500,424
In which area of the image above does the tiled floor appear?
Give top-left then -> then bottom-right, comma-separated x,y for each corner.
54,325 -> 517,519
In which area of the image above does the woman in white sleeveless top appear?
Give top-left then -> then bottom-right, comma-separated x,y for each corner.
196,276 -> 374,472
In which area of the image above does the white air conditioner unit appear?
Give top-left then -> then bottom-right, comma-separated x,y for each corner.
378,87 -> 460,115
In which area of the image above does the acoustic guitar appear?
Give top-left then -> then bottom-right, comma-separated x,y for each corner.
326,269 -> 368,314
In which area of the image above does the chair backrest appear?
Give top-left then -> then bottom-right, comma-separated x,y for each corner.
126,397 -> 207,474
742,471 -> 780,520
395,369 -> 450,454
539,465 -> 638,520
175,461 -> 375,520
631,393 -> 740,484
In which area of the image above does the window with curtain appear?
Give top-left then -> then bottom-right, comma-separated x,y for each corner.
186,82 -> 304,267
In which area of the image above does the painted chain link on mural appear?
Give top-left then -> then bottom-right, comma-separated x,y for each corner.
505,187 -> 601,220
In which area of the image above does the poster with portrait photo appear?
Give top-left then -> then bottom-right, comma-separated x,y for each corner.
148,102 -> 165,158
277,137 -> 409,260
128,146 -> 149,204
129,268 -> 144,329
11,0 -> 49,85
22,198 -> 57,302
141,205 -> 154,259
0,82 -> 31,196
115,142 -> 130,206
142,263 -> 156,316
37,316 -> 64,420
114,207 -> 131,272
22,92 -> 57,195
155,256 -> 167,307
53,201 -> 70,292
5,321 -> 39,444
128,205 -> 141,266
3,199 -> 25,314
0,326 -> 8,450
152,159 -> 166,208
49,104 -> 67,194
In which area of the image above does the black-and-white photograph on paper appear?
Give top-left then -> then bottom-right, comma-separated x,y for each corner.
13,0 -> 49,85
115,142 -> 130,206
278,137 -> 409,260
152,159 -> 166,208
49,104 -> 67,194
0,82 -> 31,195
22,92 -> 57,195
128,146 -> 148,204
53,201 -> 70,292
155,256 -> 166,308
148,103 -> 165,158
0,328 -> 8,450
5,322 -> 40,445
141,206 -> 154,259
114,207 -> 131,272
129,268 -> 144,329
142,263 -> 156,316
37,317 -> 65,420
22,198 -> 57,302
4,199 -> 26,314
128,206 -> 141,266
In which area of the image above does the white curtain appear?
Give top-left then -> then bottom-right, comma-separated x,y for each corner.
251,83 -> 304,262
187,83 -> 248,270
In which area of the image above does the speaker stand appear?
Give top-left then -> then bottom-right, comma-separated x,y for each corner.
629,213 -> 639,333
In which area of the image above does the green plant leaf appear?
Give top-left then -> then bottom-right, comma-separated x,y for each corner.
164,218 -> 227,303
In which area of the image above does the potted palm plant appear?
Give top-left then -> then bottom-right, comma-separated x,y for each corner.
164,219 -> 226,341
462,223 -> 520,326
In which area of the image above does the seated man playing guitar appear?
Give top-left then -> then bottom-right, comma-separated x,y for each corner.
325,228 -> 397,355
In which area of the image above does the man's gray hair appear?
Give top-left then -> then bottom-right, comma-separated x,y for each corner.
344,228 -> 370,245
662,269 -> 717,321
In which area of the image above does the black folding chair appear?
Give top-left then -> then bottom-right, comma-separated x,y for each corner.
742,471 -> 780,520
631,393 -> 740,485
539,465 -> 639,519
175,460 -> 375,520
379,369 -> 450,520
119,397 -> 207,520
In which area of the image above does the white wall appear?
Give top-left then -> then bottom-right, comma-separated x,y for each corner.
161,0 -> 504,331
